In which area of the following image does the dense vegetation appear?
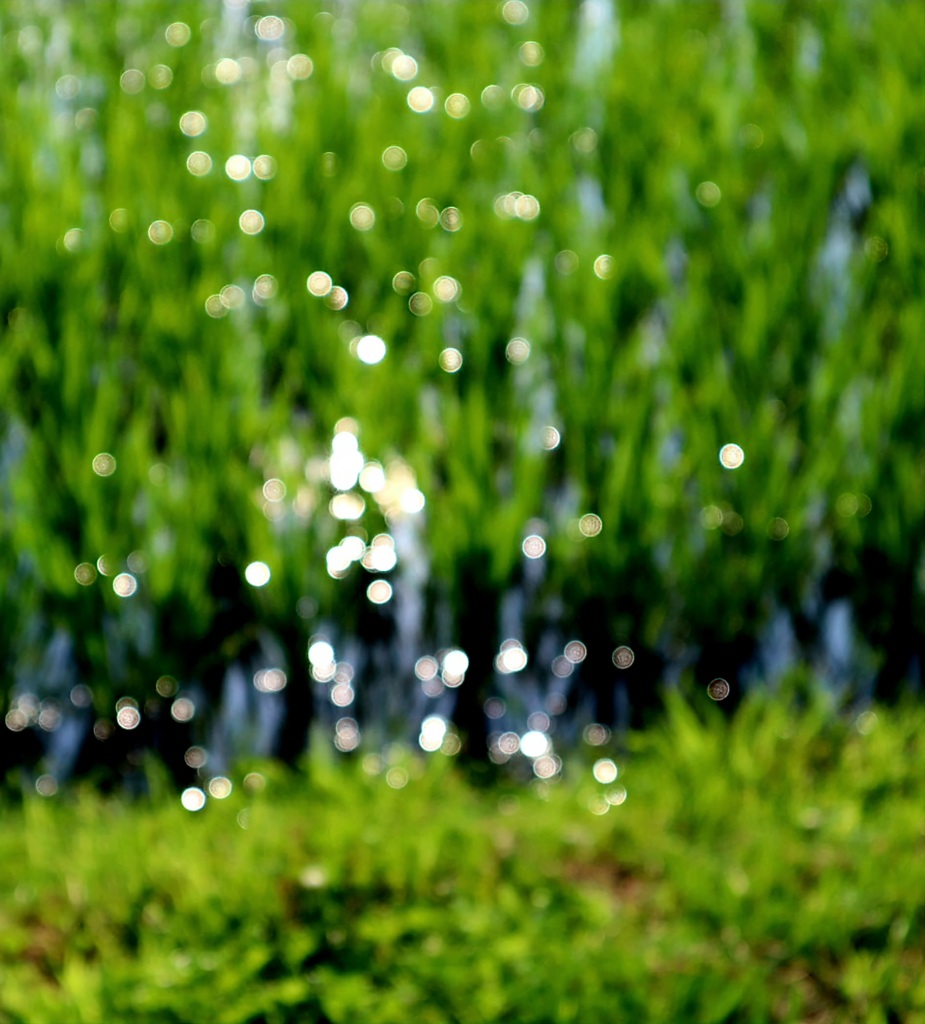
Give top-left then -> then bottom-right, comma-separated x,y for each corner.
2,4 -> 921,1019
2,693 -> 923,1023
1,0 -> 923,774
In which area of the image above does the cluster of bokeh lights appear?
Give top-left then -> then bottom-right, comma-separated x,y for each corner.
42,5 -> 779,806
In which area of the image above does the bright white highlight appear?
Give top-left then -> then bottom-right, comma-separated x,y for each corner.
442,649 -> 469,676
181,788 -> 206,811
244,561 -> 271,587
356,335 -> 387,364
520,731 -> 550,758
308,641 -> 335,667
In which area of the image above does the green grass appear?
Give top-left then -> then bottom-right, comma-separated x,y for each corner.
2,691 -> 923,1023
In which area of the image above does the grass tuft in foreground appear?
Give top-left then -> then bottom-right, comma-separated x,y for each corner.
1,690 -> 923,1024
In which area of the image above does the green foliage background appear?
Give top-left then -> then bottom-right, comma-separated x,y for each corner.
0,0 -> 923,755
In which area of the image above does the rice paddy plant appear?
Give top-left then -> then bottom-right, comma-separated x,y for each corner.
0,0 -> 922,768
